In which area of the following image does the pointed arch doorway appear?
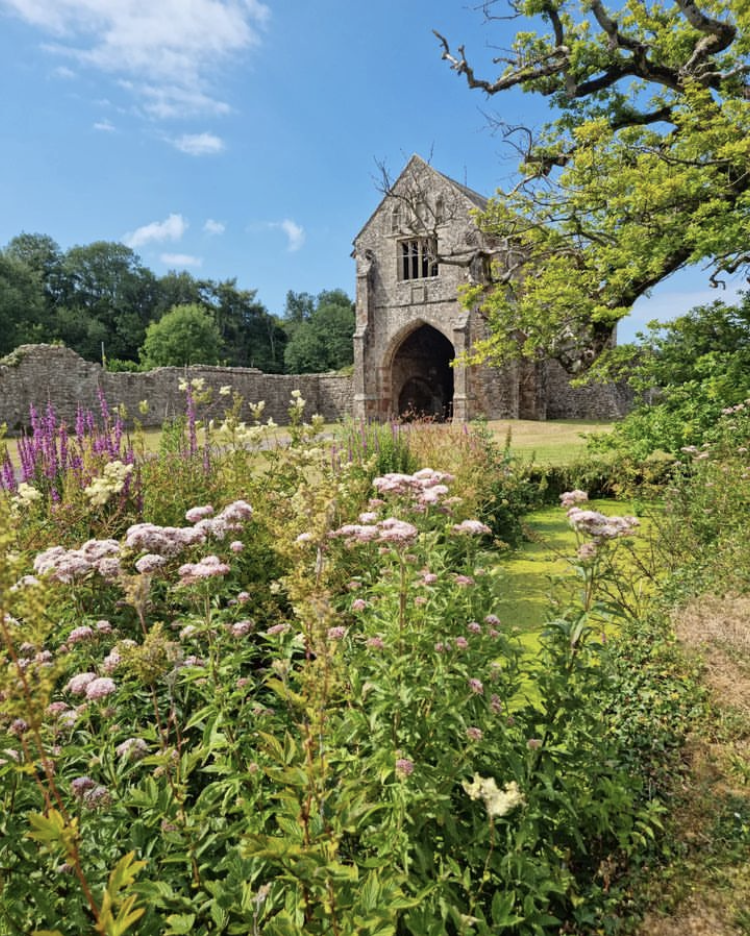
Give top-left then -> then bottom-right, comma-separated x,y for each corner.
392,324 -> 455,421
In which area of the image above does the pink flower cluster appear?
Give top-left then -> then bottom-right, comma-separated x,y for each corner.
64,672 -> 116,700
451,519 -> 491,536
177,555 -> 231,586
34,539 -> 121,583
559,490 -> 589,508
126,500 -> 253,562
566,507 -> 639,542
372,469 -> 455,510
331,517 -> 419,547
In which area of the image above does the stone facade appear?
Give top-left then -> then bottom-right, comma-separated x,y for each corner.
351,155 -> 628,422
0,345 -> 353,433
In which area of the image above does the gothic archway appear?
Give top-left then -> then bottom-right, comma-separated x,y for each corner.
392,324 -> 455,420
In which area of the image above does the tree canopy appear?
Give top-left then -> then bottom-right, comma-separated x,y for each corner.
590,291 -> 750,455
140,304 -> 223,368
436,0 -> 750,371
283,289 -> 355,373
0,233 -> 337,372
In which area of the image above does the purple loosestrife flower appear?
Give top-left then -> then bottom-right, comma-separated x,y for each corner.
468,678 -> 484,695
1,451 -> 16,492
455,637 -> 469,650
467,621 -> 482,634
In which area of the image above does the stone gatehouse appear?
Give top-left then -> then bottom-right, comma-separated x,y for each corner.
351,155 -> 628,422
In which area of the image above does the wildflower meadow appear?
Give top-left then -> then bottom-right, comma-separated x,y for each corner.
1,384 -> 746,935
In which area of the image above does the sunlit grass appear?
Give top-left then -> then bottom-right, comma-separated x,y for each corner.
487,418 -> 613,466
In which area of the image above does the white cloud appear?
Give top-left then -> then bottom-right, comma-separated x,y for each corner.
93,118 -> 115,132
3,0 -> 271,118
272,219 -> 305,252
123,213 -> 187,249
160,253 -> 203,268
53,64 -> 76,79
171,132 -> 225,156
203,219 -> 225,236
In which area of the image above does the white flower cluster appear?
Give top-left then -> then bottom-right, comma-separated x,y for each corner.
178,377 -> 206,392
84,460 -> 134,507
462,775 -> 525,819
12,482 -> 43,510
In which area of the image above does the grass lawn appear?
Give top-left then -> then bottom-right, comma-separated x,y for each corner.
487,418 -> 612,465
494,498 -> 648,638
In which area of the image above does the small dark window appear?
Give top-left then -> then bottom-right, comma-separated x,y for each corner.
435,196 -> 445,223
399,238 -> 438,280
391,206 -> 401,234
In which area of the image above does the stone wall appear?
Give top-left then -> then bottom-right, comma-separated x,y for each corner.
0,344 -> 629,435
0,345 -> 354,433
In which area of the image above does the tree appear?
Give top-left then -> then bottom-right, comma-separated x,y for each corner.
436,0 -> 750,372
283,289 -> 355,373
0,252 -> 48,355
591,292 -> 750,455
140,304 -> 222,368
56,242 -> 158,362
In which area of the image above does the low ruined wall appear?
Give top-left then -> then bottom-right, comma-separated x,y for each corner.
0,345 -> 354,433
544,360 -> 632,420
0,345 -> 629,434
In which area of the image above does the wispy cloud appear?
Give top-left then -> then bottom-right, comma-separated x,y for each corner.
272,219 -> 305,252
53,64 -> 76,79
160,253 -> 203,268
171,132 -> 224,156
123,213 -> 187,249
93,118 -> 116,132
3,0 -> 271,119
203,219 -> 225,236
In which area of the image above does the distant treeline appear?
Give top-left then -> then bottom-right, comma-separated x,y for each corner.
0,233 -> 354,373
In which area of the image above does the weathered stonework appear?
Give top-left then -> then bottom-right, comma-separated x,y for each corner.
351,155 -> 629,422
0,158 -> 628,434
0,345 -> 353,433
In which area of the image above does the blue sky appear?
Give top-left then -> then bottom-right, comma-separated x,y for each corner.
0,0 -> 743,342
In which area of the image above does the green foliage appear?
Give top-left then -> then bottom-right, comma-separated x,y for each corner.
283,288 -> 354,373
0,399 -> 707,934
590,294 -> 750,458
441,1 -> 750,370
0,252 -> 49,354
141,304 -> 223,368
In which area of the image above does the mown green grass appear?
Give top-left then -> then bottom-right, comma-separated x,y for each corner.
494,498 -> 646,638
487,418 -> 612,466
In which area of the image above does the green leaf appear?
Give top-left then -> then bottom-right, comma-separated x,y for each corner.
164,913 -> 197,935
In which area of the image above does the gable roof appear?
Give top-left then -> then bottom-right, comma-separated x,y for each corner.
352,154 -> 488,245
